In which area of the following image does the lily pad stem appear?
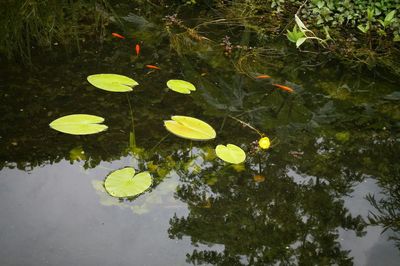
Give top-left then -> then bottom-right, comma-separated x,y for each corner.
228,115 -> 263,137
150,133 -> 170,152
126,94 -> 136,148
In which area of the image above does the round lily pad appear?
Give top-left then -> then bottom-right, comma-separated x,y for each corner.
167,79 -> 196,94
87,74 -> 139,92
164,115 -> 216,141
215,144 -> 246,164
104,167 -> 152,198
49,114 -> 108,135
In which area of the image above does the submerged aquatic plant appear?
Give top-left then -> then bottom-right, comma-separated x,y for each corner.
0,0 -> 114,63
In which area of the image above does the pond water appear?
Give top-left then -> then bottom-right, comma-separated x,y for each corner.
1,4 -> 399,266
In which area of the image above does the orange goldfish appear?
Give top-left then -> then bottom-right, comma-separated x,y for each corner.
112,32 -> 125,39
256,75 -> 271,79
146,65 -> 161,70
135,44 -> 140,56
272,84 -> 294,93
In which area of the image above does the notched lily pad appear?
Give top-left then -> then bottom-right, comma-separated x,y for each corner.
87,74 -> 138,92
167,79 -> 196,94
49,114 -> 108,135
215,144 -> 246,164
164,115 -> 216,140
104,167 -> 152,198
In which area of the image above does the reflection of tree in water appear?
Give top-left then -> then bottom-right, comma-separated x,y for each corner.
367,164 -> 400,249
168,144 -> 366,265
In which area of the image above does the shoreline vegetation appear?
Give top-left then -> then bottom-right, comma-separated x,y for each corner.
0,0 -> 399,77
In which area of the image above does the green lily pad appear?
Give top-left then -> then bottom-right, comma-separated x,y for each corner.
104,167 -> 152,198
164,115 -> 216,141
87,74 -> 138,92
167,79 -> 196,94
49,114 -> 108,135
215,144 -> 246,164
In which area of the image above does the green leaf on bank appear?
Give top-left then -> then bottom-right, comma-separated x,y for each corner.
287,25 -> 305,43
167,79 -> 196,94
104,167 -> 152,198
357,23 -> 370,33
296,37 -> 307,48
295,14 -> 307,32
215,144 -> 246,164
385,10 -> 396,24
164,115 -> 216,140
87,74 -> 138,92
49,114 -> 108,135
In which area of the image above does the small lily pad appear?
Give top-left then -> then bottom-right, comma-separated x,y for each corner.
49,114 -> 108,135
87,74 -> 138,92
104,167 -> 152,198
215,144 -> 246,164
164,115 -> 216,141
167,79 -> 196,94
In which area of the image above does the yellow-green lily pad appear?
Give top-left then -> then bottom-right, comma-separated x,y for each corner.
167,79 -> 196,94
104,167 -> 152,198
87,74 -> 138,92
49,114 -> 108,135
164,115 -> 216,141
215,144 -> 246,164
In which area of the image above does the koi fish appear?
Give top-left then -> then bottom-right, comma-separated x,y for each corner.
272,84 -> 294,93
256,75 -> 271,79
112,32 -> 125,39
135,44 -> 140,56
146,65 -> 161,70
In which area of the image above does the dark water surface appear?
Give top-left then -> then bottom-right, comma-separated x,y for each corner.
1,6 -> 399,266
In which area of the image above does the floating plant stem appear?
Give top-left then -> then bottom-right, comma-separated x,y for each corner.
219,115 -> 227,133
228,115 -> 263,136
150,133 -> 170,152
126,94 -> 136,149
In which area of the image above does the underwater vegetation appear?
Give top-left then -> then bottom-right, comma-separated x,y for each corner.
0,0 -> 117,63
